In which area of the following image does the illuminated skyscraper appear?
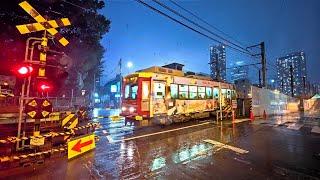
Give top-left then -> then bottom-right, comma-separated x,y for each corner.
276,52 -> 307,97
210,45 -> 226,81
230,61 -> 249,83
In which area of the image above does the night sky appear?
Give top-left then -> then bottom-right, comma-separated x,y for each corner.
101,0 -> 320,85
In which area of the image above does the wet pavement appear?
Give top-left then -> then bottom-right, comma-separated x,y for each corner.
9,109 -> 320,179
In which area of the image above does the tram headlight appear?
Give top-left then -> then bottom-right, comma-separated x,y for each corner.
129,107 -> 135,113
121,107 -> 127,111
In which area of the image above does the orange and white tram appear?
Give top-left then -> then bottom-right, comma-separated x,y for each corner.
120,66 -> 236,124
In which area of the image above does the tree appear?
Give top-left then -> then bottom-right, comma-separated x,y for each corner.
0,0 -> 110,96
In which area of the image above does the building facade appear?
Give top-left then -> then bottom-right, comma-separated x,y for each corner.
276,52 -> 307,97
230,61 -> 249,83
210,45 -> 226,81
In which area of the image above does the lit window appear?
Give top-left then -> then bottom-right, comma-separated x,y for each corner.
179,85 -> 188,99
142,81 -> 149,100
131,85 -> 138,99
206,87 -> 212,99
213,87 -> 219,99
125,85 -> 130,99
198,87 -> 206,99
189,86 -> 198,99
170,84 -> 178,99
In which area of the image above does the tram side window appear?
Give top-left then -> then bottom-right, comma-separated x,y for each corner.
206,87 -> 212,99
227,89 -> 231,99
213,87 -> 219,100
189,86 -> 197,99
170,84 -> 178,99
198,87 -> 205,99
231,90 -> 236,99
178,85 -> 188,99
154,82 -> 165,99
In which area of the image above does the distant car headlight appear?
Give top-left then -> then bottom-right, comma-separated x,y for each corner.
121,107 -> 127,111
129,107 -> 135,113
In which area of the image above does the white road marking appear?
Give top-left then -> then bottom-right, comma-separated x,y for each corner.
203,139 -> 249,154
311,126 -> 320,134
232,119 -> 251,123
106,135 -> 114,143
233,157 -> 251,165
287,123 -> 303,130
113,122 -> 211,143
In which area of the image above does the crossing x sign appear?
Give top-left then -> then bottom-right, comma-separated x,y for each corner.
16,1 -> 71,46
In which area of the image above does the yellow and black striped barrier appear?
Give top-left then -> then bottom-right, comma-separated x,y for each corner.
61,113 -> 78,129
0,122 -> 100,144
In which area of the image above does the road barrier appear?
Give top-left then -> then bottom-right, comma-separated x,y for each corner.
0,122 -> 100,144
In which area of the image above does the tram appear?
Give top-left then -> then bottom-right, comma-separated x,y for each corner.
120,65 -> 236,124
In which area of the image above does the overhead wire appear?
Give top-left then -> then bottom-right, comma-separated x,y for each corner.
152,0 -> 250,54
135,0 -> 253,56
168,0 -> 247,48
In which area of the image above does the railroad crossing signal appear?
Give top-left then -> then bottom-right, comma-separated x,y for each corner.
25,98 -> 53,119
16,1 -> 71,46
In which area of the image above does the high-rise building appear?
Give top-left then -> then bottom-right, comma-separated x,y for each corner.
230,61 -> 249,83
210,45 -> 226,81
276,52 -> 307,97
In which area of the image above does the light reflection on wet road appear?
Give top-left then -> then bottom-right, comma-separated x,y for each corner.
14,108 -> 320,179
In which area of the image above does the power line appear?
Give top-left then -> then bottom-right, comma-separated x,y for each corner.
152,0 -> 250,54
168,0 -> 247,48
226,63 -> 261,69
135,0 -> 252,56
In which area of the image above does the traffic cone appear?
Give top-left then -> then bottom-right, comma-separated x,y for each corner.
263,110 -> 267,120
250,111 -> 254,121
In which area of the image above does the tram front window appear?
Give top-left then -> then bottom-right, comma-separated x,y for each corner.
124,84 -> 138,100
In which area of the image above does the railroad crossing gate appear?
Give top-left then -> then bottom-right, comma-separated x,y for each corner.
68,134 -> 95,159
25,98 -> 53,119
16,1 -> 71,46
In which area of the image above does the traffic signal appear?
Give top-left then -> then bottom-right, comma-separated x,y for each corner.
37,81 -> 52,92
13,64 -> 33,78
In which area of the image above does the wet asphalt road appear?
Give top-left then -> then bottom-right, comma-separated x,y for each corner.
13,109 -> 320,179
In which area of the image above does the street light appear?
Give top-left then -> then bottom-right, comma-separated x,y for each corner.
127,61 -> 133,69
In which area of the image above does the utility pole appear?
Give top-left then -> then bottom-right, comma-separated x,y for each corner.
258,70 -> 261,87
260,42 -> 266,87
303,76 -> 306,97
93,73 -> 96,106
246,42 -> 267,87
290,65 -> 294,97
119,58 -> 122,108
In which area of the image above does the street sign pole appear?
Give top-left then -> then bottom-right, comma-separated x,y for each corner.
16,78 -> 26,150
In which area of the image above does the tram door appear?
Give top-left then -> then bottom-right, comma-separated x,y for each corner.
138,77 -> 151,116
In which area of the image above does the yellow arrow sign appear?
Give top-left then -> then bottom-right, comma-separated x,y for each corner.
68,134 -> 95,159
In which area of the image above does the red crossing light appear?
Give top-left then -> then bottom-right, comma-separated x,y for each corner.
14,64 -> 33,77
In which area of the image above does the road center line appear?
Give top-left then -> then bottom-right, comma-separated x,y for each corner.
204,139 -> 249,154
113,122 -> 211,143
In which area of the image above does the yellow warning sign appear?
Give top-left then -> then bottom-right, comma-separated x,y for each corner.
68,134 -> 95,159
41,110 -> 50,118
42,100 -> 51,107
28,100 -> 37,107
27,111 -> 37,118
